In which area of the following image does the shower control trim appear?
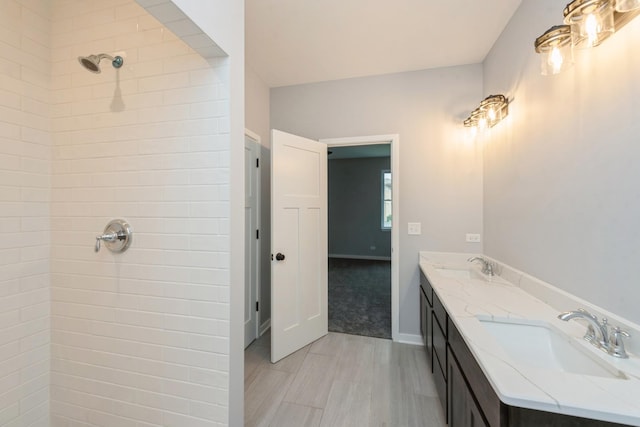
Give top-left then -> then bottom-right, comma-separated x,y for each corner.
95,219 -> 132,253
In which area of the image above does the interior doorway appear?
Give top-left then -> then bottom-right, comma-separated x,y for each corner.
327,144 -> 392,338
244,130 -> 261,348
322,134 -> 400,341
266,130 -> 399,363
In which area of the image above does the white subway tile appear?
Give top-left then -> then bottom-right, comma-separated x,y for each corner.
163,53 -> 208,75
163,411 -> 214,427
138,39 -> 189,61
137,104 -> 190,124
135,389 -> 189,414
0,403 -> 20,426
3,0 -> 230,423
72,8 -> 116,31
144,2 -> 186,24
189,400 -> 226,422
138,71 -> 189,93
135,13 -> 164,32
135,0 -> 169,8
116,2 -> 147,20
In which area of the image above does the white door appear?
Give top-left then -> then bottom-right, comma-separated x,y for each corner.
271,129 -> 328,363
244,135 -> 259,348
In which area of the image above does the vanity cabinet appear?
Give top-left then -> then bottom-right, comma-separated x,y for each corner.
420,268 -> 630,427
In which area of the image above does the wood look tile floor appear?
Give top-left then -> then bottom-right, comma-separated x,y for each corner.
245,332 -> 446,427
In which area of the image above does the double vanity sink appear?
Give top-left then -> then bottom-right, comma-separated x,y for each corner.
419,252 -> 640,426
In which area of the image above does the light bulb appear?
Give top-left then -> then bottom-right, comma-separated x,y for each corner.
478,117 -> 487,130
615,0 -> 640,12
548,46 -> 564,74
585,13 -> 599,46
487,107 -> 496,122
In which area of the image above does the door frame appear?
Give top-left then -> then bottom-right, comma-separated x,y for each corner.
320,134 -> 400,342
244,129 -> 261,345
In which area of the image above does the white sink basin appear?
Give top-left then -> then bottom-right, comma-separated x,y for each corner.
478,317 -> 626,379
434,267 -> 472,279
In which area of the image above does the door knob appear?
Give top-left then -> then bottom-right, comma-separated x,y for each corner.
275,253 -> 285,261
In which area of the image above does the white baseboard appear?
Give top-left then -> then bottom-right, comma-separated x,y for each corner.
259,319 -> 271,336
329,254 -> 392,261
396,333 -> 424,346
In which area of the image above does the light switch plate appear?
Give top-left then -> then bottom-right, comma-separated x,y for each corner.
466,233 -> 481,243
408,222 -> 421,235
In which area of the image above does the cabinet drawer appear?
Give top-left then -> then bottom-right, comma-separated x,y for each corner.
433,291 -> 447,338
433,312 -> 447,379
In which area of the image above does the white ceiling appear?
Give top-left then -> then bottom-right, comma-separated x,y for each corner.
245,0 -> 523,88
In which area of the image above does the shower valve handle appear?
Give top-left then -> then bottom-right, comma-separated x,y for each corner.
95,232 -> 118,252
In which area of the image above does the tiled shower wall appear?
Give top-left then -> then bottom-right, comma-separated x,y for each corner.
49,0 -> 230,425
0,0 -> 52,426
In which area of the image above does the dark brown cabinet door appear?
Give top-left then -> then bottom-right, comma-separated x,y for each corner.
420,283 -> 433,370
448,347 -> 488,427
420,286 -> 427,343
425,295 -> 433,369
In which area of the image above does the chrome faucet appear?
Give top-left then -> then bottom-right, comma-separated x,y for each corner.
467,256 -> 494,276
558,309 -> 609,348
558,308 -> 631,358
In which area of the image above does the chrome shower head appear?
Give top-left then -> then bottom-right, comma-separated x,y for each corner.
77,53 -> 124,74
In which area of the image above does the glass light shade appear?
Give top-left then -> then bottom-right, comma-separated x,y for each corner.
463,108 -> 484,128
479,95 -> 508,128
464,95 -> 509,129
615,0 -> 640,11
564,0 -> 615,48
535,25 -> 573,75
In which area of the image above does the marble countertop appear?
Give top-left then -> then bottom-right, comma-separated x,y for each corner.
419,251 -> 640,426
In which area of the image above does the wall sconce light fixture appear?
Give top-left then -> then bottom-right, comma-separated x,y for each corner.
563,0 -> 615,48
534,25 -> 573,75
535,0 -> 640,75
463,95 -> 509,130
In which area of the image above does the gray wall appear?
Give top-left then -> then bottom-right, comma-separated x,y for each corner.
245,66 -> 272,328
271,66 -> 484,337
483,1 -> 640,324
329,157 -> 392,259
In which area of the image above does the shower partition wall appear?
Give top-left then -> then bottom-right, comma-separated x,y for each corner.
0,1 -> 51,425
0,0 -> 234,426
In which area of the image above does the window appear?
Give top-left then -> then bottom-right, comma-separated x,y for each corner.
382,170 -> 392,229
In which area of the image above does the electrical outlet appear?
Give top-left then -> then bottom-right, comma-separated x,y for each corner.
408,222 -> 421,235
466,233 -> 481,243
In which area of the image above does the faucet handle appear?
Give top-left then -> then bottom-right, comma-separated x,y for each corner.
608,327 -> 631,359
601,318 -> 609,344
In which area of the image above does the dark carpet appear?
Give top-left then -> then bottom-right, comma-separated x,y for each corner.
328,258 -> 391,339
